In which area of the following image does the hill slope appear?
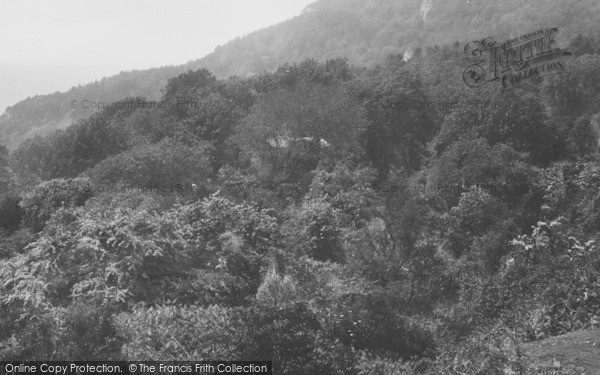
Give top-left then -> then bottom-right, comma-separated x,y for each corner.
1,0 -> 599,149
522,329 -> 600,374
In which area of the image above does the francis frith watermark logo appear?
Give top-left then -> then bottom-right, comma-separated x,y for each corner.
463,27 -> 571,89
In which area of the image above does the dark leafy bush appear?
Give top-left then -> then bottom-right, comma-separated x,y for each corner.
0,194 -> 21,232
327,292 -> 437,359
48,302 -> 121,360
85,138 -> 214,193
116,304 -> 241,360
20,177 -> 94,231
238,302 -> 324,374
0,228 -> 36,259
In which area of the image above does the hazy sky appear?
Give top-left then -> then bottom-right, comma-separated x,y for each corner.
0,0 -> 315,112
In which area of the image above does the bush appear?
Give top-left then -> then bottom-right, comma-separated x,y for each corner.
327,292 -> 436,359
238,302 -> 324,374
116,304 -> 241,360
20,178 -> 94,231
0,312 -> 55,360
86,138 -> 214,194
284,198 -> 346,263
48,302 -> 121,360
256,267 -> 299,308
0,228 -> 36,259
179,195 -> 280,295
415,326 -> 526,375
0,195 -> 22,232
475,218 -> 600,340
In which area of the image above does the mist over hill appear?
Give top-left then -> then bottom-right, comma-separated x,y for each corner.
1,0 -> 599,149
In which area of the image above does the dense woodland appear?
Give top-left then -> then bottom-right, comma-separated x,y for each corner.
2,0 -> 600,150
1,18 -> 600,375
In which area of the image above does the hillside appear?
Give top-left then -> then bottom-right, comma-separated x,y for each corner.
1,0 -> 600,149
522,329 -> 600,374
2,0 -> 600,370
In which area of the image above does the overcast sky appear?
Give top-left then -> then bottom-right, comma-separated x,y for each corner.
0,0 -> 315,112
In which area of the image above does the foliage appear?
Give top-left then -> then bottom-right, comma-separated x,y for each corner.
237,302 -> 357,375
2,24 -> 600,369
362,73 -> 436,177
256,267 -> 299,308
500,219 -> 600,340
444,187 -> 516,271
116,304 -> 241,360
232,80 -> 368,184
178,194 -> 281,298
0,228 -> 35,259
85,138 -> 213,192
0,144 -> 14,195
0,194 -> 21,233
19,177 -> 94,231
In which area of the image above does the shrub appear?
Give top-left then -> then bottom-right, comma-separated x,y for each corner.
116,304 -> 241,360
284,198 -> 346,263
256,267 -> 298,307
327,292 -> 436,359
20,178 -> 94,231
179,195 -> 280,295
238,302 -> 323,374
86,138 -> 214,194
0,195 -> 22,232
0,228 -> 36,259
48,302 -> 121,360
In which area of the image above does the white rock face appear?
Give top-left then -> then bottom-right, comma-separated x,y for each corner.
267,136 -> 331,148
420,0 -> 432,21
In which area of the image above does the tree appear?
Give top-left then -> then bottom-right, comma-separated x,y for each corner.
0,145 -> 14,197
0,195 -> 21,233
116,304 -> 241,360
483,91 -> 566,165
283,163 -> 378,263
542,55 -> 600,118
85,138 -> 214,193
0,190 -> 192,359
164,69 -> 217,120
178,194 -> 281,297
427,137 -> 534,207
19,177 -> 94,231
233,80 -> 367,185
362,73 -> 436,179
